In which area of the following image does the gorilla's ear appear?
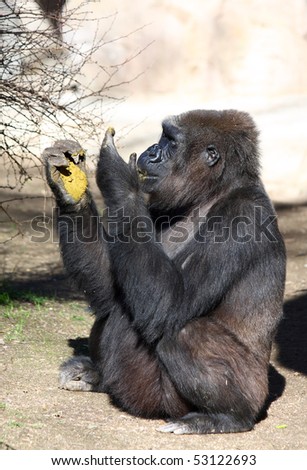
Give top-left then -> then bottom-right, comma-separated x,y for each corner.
202,145 -> 220,167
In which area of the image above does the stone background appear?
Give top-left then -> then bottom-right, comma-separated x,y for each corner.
3,0 -> 307,203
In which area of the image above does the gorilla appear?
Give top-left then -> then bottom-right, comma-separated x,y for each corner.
43,109 -> 286,434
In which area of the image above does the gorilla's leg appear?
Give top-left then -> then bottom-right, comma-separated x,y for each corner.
83,309 -> 192,418
156,318 -> 268,434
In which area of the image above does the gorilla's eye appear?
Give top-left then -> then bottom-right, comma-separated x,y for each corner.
204,145 -> 220,167
165,134 -> 177,148
161,131 -> 177,149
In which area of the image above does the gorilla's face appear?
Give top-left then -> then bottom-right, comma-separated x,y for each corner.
137,113 -> 224,212
137,109 -> 260,214
137,120 -> 182,194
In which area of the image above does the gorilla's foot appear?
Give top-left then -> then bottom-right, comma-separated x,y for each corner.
158,412 -> 253,435
59,356 -> 100,392
43,140 -> 88,204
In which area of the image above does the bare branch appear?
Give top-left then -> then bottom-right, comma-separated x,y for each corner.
0,0 -> 151,242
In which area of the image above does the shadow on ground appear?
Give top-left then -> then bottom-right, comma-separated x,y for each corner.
0,271 -> 83,301
276,292 -> 307,376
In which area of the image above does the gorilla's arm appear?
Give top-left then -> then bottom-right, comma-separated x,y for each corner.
44,141 -> 115,315
57,199 -> 116,315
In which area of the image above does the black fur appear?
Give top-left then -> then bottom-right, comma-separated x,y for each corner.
44,109 -> 286,434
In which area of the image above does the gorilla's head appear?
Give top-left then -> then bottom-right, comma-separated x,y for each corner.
137,110 -> 260,212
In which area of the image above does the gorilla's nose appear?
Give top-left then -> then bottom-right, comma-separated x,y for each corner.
148,145 -> 162,163
137,144 -> 163,175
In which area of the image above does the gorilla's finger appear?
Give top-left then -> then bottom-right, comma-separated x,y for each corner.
129,153 -> 137,172
42,148 -> 68,167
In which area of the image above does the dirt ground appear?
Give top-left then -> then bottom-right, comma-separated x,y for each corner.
0,174 -> 307,451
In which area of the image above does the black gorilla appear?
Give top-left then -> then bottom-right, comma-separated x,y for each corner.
44,109 -> 286,434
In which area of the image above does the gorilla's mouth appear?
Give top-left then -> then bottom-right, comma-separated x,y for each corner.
137,167 -> 148,180
137,169 -> 158,182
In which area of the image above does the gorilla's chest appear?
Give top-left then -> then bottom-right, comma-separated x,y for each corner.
159,201 -> 215,259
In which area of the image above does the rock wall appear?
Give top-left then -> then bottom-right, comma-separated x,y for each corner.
65,0 -> 307,99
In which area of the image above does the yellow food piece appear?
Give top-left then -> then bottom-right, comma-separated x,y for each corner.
71,150 -> 85,158
59,161 -> 87,202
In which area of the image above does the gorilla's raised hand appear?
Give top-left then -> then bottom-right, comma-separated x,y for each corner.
43,140 -> 88,205
97,128 -> 141,225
